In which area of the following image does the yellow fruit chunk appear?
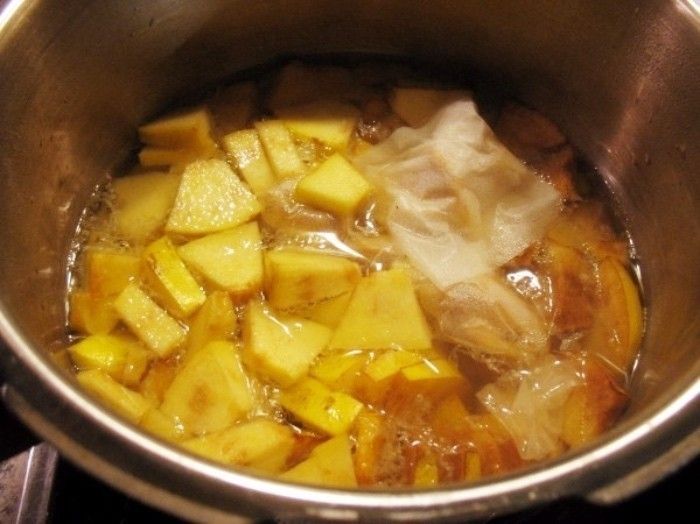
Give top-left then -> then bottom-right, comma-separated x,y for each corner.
413,455 -> 439,486
222,129 -> 276,196
330,269 -> 433,351
185,291 -> 237,360
138,359 -> 178,405
390,87 -> 469,127
178,222 -> 263,297
264,250 -> 361,311
363,349 -> 424,383
397,358 -> 466,399
114,283 -> 187,357
279,434 -> 357,487
142,236 -> 206,318
268,62 -> 357,110
77,369 -> 152,424
279,377 -> 363,436
183,418 -> 295,473
69,334 -> 151,386
586,258 -> 644,371
138,108 -> 217,167
296,292 -> 352,328
352,410 -> 383,485
310,350 -> 367,388
254,120 -> 305,179
160,340 -> 253,436
242,300 -> 332,387
85,250 -> 140,299
295,153 -> 373,216
112,171 -> 181,244
165,159 -> 261,235
69,291 -> 119,335
276,100 -> 359,151
207,81 -> 256,136
140,408 -> 186,443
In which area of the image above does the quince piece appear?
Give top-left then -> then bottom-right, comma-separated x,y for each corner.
352,409 -> 382,485
254,120 -> 305,179
165,159 -> 261,235
69,334 -> 151,386
69,291 -> 119,335
185,291 -> 237,360
183,418 -> 295,473
222,129 -> 276,196
585,257 -> 643,371
178,222 -> 263,297
390,87 -> 469,127
138,108 -> 217,167
264,249 -> 361,311
294,153 -> 373,216
242,300 -> 331,387
330,269 -> 432,351
397,358 -> 466,399
111,171 -> 181,244
363,349 -> 424,383
279,434 -> 357,487
138,359 -> 178,405
114,283 -> 187,357
77,369 -> 152,424
296,292 -> 352,328
160,340 -> 254,436
207,81 -> 256,136
413,454 -> 439,486
310,350 -> 367,388
142,236 -> 206,318
276,100 -> 359,151
140,408 -> 186,443
279,377 -> 363,436
85,249 -> 140,299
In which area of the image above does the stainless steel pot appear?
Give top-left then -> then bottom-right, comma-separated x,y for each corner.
1,0 -> 699,521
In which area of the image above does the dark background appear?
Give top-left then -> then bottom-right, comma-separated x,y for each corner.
2,402 -> 696,523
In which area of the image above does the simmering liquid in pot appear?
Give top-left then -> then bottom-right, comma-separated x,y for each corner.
59,60 -> 642,487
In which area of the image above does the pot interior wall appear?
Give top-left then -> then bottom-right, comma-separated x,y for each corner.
0,0 -> 698,514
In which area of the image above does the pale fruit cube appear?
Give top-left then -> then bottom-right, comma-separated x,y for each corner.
160,340 -> 253,436
183,418 -> 295,473
85,249 -> 140,298
268,62 -> 361,109
279,434 -> 357,487
330,269 -> 433,351
390,87 -> 469,127
207,81 -> 256,136
138,107 -> 217,167
264,250 -> 361,311
254,120 -> 305,179
114,283 -> 187,357
222,129 -> 276,196
310,350 -> 367,387
413,455 -> 439,486
279,377 -> 363,436
77,369 -> 152,424
296,292 -> 352,328
69,333 -> 151,387
69,291 -> 119,335
165,159 -> 261,235
586,257 -> 644,371
242,300 -> 331,387
140,408 -> 186,443
363,349 -> 424,382
295,153 -> 373,216
185,291 -> 237,360
111,171 -> 181,244
178,222 -> 263,297
276,100 -> 359,151
138,147 -> 210,168
398,358 -> 466,398
142,236 -> 206,318
352,409 -> 382,485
